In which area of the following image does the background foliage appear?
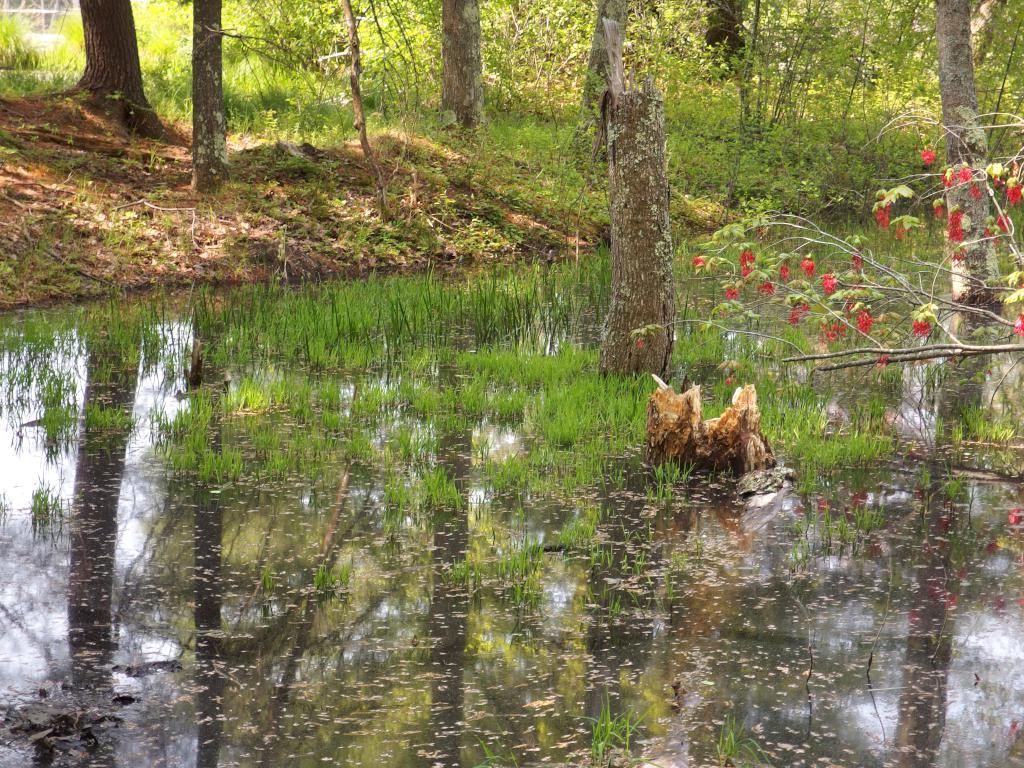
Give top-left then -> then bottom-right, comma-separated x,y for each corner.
3,0 -> 1024,217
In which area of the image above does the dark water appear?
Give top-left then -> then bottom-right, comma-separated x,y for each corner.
1,309 -> 1024,768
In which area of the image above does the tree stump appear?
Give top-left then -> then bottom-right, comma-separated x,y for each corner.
646,383 -> 775,474
598,19 -> 675,378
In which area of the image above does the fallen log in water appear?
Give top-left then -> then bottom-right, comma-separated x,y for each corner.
646,379 -> 775,474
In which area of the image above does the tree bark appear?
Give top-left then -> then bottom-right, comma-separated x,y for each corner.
441,0 -> 483,128
192,0 -> 228,192
77,0 -> 163,138
341,0 -> 389,218
599,22 -> 675,377
936,0 -> 999,306
581,0 -> 629,118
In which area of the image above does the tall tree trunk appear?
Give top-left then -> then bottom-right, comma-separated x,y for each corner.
971,0 -> 1008,67
580,0 -> 629,118
77,0 -> 163,139
936,0 -> 999,306
441,0 -> 483,128
599,21 -> 675,377
705,0 -> 744,58
341,0 -> 389,218
192,0 -> 228,192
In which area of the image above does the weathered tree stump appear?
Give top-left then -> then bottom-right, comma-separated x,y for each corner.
598,19 -> 675,378
646,382 -> 775,474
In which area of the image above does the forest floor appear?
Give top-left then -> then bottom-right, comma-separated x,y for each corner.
1,93 -> 709,307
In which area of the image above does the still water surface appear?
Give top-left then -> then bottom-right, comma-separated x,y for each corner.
1,291 -> 1023,767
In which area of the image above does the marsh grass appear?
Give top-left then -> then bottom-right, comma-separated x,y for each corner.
715,715 -> 768,767
30,483 -> 64,534
587,696 -> 643,767
84,402 -> 135,433
313,559 -> 352,596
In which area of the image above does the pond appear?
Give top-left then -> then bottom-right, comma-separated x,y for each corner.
1,259 -> 1023,767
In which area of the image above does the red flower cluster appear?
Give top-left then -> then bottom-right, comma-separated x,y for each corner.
921,148 -> 936,166
821,321 -> 846,342
894,223 -> 907,240
822,273 -> 838,295
740,249 -> 755,267
779,263 -> 791,281
851,253 -> 863,270
691,256 -> 705,268
741,264 -> 753,278
874,203 -> 891,229
1015,314 -> 1024,337
958,166 -> 973,183
933,200 -> 945,219
800,257 -> 816,277
1008,180 -> 1022,206
876,354 -> 890,368
1009,508 -> 1023,526
788,303 -> 810,325
998,214 -> 1011,233
725,287 -> 739,301
758,280 -> 775,295
970,183 -> 982,200
912,319 -> 931,337
857,311 -> 874,334
943,168 -> 955,188
948,209 -> 964,242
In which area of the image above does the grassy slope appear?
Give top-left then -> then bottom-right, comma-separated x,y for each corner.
0,94 -> 644,307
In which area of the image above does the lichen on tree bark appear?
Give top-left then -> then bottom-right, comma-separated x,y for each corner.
599,75 -> 675,377
441,0 -> 484,128
192,0 -> 228,192
936,0 -> 999,306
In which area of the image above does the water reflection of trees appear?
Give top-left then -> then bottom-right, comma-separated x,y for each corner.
53,343 -> 1022,768
194,430 -> 225,768
420,423 -> 471,767
63,347 -> 138,766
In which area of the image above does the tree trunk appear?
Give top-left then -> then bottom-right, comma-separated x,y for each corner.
580,0 -> 629,117
599,22 -> 675,377
936,0 -> 999,306
192,0 -> 228,192
341,0 -> 389,218
705,0 -> 744,59
441,0 -> 483,128
971,0 -> 1008,67
77,0 -> 163,139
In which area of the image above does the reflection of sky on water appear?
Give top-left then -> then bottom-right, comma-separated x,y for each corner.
1,330 -> 1024,766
